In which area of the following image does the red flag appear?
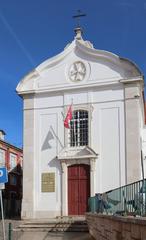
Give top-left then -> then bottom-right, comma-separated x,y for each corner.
64,105 -> 72,128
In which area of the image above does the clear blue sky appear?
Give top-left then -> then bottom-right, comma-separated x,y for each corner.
0,0 -> 146,148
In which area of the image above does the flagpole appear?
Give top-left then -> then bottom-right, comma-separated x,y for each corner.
71,99 -> 76,147
63,100 -> 75,146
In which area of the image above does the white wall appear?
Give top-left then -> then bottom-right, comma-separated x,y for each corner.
34,105 -> 64,215
33,86 -> 125,213
96,102 -> 125,192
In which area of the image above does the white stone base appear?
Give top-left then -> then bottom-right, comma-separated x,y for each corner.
21,210 -> 61,219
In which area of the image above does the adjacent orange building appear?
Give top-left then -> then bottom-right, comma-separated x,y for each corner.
0,130 -> 23,218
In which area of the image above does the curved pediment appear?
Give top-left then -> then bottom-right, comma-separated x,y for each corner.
16,37 -> 143,96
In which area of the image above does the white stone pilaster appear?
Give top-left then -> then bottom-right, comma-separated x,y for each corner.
124,82 -> 142,184
90,158 -> 96,196
21,96 -> 35,219
61,161 -> 68,216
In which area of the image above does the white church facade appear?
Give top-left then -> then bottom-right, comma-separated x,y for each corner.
17,28 -> 145,219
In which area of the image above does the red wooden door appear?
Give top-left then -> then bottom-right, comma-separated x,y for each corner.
68,164 -> 90,215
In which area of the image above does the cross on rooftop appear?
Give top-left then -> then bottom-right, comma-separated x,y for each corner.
72,10 -> 86,28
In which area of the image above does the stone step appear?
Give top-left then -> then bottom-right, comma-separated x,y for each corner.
15,227 -> 88,232
15,219 -> 89,232
14,228 -> 88,232
18,223 -> 88,227
21,220 -> 87,224
22,218 -> 86,224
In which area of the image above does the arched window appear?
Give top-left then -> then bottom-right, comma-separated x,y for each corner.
70,110 -> 88,147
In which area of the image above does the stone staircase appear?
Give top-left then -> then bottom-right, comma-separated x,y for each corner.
14,216 -> 89,232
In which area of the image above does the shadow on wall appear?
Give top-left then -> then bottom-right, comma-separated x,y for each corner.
41,125 -> 63,151
48,156 -> 59,168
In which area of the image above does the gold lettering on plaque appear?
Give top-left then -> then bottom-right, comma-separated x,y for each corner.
41,172 -> 55,192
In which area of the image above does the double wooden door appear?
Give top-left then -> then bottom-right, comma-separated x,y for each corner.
68,164 -> 90,215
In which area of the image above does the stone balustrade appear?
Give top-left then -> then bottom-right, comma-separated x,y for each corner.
86,213 -> 146,240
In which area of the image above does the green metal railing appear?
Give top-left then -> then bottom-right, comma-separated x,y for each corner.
88,179 -> 146,216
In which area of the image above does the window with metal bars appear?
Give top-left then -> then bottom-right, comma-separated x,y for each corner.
69,110 -> 88,147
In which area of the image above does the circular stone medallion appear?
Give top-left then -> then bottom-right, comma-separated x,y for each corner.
68,61 -> 86,82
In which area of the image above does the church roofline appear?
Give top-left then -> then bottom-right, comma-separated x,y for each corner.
19,39 -> 144,76
36,41 -> 76,72
36,40 -> 125,72
120,57 -> 143,76
76,41 -> 143,76
16,38 -> 143,95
